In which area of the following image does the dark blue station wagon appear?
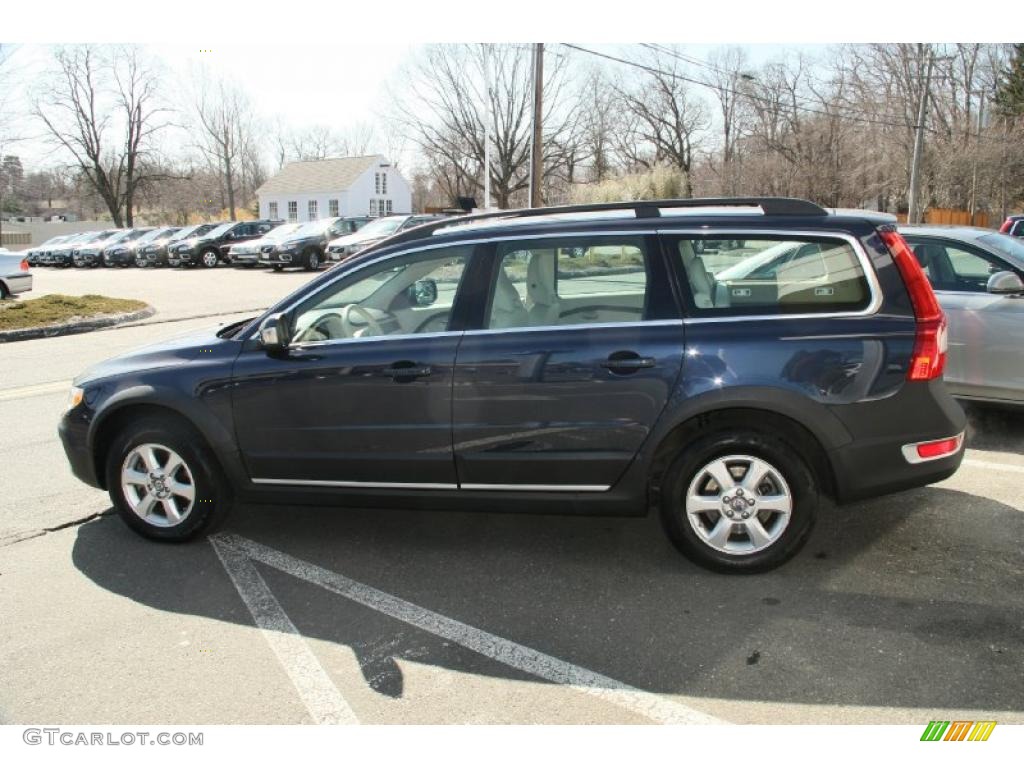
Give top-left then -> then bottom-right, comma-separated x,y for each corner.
59,198 -> 966,572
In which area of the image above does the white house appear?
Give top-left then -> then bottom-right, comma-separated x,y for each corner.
256,155 -> 412,223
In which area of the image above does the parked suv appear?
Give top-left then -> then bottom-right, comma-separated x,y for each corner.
326,214 -> 444,261
169,220 -> 278,268
74,228 -> 148,268
229,223 -> 302,268
259,217 -> 359,271
49,230 -> 119,267
26,234 -> 71,267
143,224 -> 215,267
58,198 -> 965,573
104,226 -> 178,267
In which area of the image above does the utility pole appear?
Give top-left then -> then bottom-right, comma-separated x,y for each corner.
529,43 -> 544,209
968,88 -> 986,225
907,47 -> 934,225
482,44 -> 492,210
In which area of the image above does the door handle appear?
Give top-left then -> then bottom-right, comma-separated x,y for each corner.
601,353 -> 656,372
382,362 -> 432,380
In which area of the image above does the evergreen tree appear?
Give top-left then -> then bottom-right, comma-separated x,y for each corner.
994,44 -> 1024,121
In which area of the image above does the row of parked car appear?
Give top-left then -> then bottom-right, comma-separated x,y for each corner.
24,214 -> 448,272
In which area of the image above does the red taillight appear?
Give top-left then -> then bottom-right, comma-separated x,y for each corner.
20,259 -> 29,271
999,219 -> 1012,233
878,228 -> 947,381
917,437 -> 960,459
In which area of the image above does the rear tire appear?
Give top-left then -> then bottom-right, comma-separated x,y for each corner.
105,417 -> 232,542
659,429 -> 818,573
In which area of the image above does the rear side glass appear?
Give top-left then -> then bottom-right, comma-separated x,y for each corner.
671,236 -> 871,315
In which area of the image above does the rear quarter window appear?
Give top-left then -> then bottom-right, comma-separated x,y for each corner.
670,235 -> 872,316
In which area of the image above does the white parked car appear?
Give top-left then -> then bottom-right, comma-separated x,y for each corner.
0,251 -> 32,299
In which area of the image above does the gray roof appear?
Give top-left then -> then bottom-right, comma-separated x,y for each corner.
256,155 -> 384,197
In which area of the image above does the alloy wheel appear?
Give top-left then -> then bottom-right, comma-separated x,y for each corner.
684,454 -> 793,555
120,443 -> 196,527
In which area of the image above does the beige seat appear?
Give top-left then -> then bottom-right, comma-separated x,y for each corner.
526,251 -> 561,325
679,240 -> 716,308
490,265 -> 529,328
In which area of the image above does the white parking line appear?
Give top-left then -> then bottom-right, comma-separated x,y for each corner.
210,536 -> 360,725
211,532 -> 726,725
962,457 -> 1024,475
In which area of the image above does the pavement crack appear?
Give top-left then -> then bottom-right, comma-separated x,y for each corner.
0,509 -> 111,548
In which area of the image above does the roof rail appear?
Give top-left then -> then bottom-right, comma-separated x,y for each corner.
378,197 -> 828,250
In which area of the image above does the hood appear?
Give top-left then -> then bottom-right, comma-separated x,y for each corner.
74,325 -> 229,386
328,230 -> 381,248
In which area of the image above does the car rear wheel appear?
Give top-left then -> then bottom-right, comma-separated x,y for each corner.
200,249 -> 220,268
105,417 -> 231,541
0,282 -> 8,300
659,430 -> 817,573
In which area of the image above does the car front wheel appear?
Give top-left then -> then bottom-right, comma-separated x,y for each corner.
105,417 -> 231,541
304,250 -> 321,271
659,430 -> 818,573
200,249 -> 220,268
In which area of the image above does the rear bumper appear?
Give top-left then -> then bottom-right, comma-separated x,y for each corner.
828,380 -> 967,503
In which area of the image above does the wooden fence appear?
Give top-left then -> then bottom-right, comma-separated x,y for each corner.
895,208 -> 991,227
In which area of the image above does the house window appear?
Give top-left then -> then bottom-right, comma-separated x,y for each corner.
329,199 -> 339,217
385,199 -> 393,214
374,173 -> 381,194
287,201 -> 298,222
381,173 -> 388,195
308,199 -> 318,220
369,199 -> 378,217
268,202 -> 278,220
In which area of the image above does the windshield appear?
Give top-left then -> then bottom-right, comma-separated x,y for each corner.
353,217 -> 407,238
978,233 -> 1024,266
134,228 -> 166,244
292,219 -> 335,237
265,223 -> 303,241
202,222 -> 235,239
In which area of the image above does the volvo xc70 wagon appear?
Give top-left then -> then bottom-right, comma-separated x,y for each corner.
59,198 -> 966,572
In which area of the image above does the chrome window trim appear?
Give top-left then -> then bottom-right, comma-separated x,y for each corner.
461,318 -> 683,338
241,230 -> 654,342
252,478 -> 609,492
253,478 -> 459,490
660,228 -> 883,322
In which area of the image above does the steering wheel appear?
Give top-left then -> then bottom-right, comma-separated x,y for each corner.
293,312 -> 343,343
341,303 -> 384,338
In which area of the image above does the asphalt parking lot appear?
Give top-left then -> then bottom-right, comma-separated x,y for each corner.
0,265 -> 1022,725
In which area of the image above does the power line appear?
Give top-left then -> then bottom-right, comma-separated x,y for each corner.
563,42 -> 925,132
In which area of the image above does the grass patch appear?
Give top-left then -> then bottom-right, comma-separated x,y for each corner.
0,294 -> 147,332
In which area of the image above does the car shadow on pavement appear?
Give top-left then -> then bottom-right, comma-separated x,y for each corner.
962,402 -> 1024,452
71,485 -> 1024,718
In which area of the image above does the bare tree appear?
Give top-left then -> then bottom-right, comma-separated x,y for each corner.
33,45 -> 169,226
612,47 -> 710,197
190,72 -> 262,219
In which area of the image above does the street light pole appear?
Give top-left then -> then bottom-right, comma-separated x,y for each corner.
907,47 -> 934,225
968,88 -> 986,225
482,44 -> 492,211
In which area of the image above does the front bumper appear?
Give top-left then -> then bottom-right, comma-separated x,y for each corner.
59,408 -> 101,489
169,248 -> 196,266
259,251 -> 299,265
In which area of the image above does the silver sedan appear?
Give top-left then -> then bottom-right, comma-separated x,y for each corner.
0,250 -> 33,299
900,225 -> 1024,406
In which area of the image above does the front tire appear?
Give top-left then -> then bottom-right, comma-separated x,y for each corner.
304,249 -> 321,271
659,430 -> 818,573
105,417 -> 232,541
200,249 -> 220,268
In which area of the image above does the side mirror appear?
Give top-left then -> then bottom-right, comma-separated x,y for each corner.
258,312 -> 290,354
410,278 -> 438,307
987,271 -> 1024,295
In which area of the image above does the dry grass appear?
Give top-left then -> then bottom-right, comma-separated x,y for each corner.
0,294 -> 147,332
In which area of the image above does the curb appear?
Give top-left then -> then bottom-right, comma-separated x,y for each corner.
0,305 -> 156,343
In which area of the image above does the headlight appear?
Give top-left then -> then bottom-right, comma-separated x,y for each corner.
66,386 -> 84,412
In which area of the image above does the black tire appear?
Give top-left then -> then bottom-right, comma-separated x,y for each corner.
199,249 -> 220,268
304,249 -> 321,271
659,429 -> 818,573
272,265 -> 283,272
0,282 -> 8,300
105,416 -> 232,542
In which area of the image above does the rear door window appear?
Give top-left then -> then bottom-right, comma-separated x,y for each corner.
668,235 -> 872,315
